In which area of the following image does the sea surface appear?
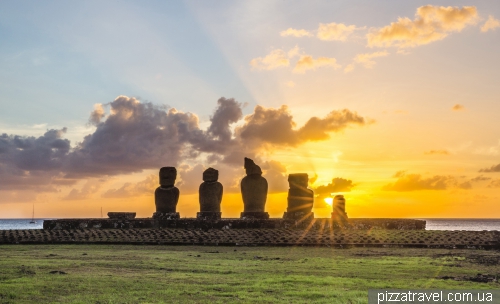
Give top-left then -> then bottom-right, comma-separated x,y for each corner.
0,218 -> 499,231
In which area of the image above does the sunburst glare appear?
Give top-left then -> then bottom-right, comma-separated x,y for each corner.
324,197 -> 333,206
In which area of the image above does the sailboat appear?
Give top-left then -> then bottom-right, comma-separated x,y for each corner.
29,203 -> 36,224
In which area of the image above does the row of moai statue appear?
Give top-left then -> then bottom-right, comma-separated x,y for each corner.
153,157 -> 348,221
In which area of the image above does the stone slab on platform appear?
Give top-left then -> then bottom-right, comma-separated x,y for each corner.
196,212 -> 222,220
107,212 -> 136,219
240,212 -> 269,219
1,229 -> 499,249
43,218 -> 426,230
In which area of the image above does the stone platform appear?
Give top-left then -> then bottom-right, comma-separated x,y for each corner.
42,218 -> 426,230
0,229 -> 498,249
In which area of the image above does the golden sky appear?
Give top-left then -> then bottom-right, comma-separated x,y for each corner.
1,2 -> 500,218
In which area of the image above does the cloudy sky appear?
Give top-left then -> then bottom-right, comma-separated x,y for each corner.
1,0 -> 500,218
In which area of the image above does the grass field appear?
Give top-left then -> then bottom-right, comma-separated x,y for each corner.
0,245 -> 499,303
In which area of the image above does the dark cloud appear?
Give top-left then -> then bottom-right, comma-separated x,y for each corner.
64,179 -> 105,200
457,181 -> 472,190
176,164 -> 206,195
237,106 -> 366,146
0,129 -> 72,192
314,177 -> 355,197
207,98 -> 243,142
261,160 -> 288,193
66,96 -> 203,177
382,172 -> 455,191
470,175 -> 491,182
0,95 -> 370,195
312,177 -> 354,209
479,163 -> 500,173
487,179 -> 500,188
0,129 -> 70,171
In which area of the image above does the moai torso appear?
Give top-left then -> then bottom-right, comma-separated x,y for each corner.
287,173 -> 314,213
241,158 -> 268,212
199,168 -> 223,212
155,167 -> 179,213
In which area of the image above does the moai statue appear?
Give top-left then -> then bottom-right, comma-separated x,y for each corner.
153,167 -> 180,219
283,173 -> 314,221
240,157 -> 269,219
332,194 -> 348,222
197,167 -> 223,220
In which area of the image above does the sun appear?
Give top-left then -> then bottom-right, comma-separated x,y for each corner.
324,197 -> 333,206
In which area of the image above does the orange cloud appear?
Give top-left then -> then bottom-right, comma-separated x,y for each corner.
249,49 -> 290,70
64,179 -> 106,200
0,96 -> 370,199
382,171 -> 455,191
481,15 -> 500,32
293,55 -> 340,73
367,5 -> 478,48
280,28 -> 312,37
424,149 -> 450,155
470,175 -> 491,182
354,51 -> 389,68
89,104 -> 105,125
343,64 -> 355,73
237,105 -> 366,146
314,177 -> 355,197
479,163 -> 500,173
317,22 -> 358,41
102,174 -> 156,198
452,104 -> 465,111
344,51 -> 389,72
487,179 -> 500,188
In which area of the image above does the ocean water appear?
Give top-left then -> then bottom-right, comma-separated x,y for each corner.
424,219 -> 500,231
0,218 -> 499,231
0,219 -> 46,230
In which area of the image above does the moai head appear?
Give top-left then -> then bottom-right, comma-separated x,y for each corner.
288,173 -> 309,189
244,157 -> 262,176
334,195 -> 345,203
203,167 -> 219,182
159,167 -> 177,186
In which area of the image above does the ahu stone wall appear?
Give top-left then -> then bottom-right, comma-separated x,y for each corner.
43,218 -> 426,230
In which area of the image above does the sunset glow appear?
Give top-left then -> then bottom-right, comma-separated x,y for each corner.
324,198 -> 333,206
1,2 -> 500,219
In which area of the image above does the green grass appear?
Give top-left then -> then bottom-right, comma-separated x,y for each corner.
0,245 -> 498,303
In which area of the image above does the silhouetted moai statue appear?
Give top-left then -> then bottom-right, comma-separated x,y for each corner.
332,194 -> 348,222
153,167 -> 180,219
197,167 -> 223,220
283,173 -> 314,221
240,157 -> 269,219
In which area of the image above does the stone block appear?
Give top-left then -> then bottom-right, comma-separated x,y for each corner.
107,212 -> 136,219
240,212 -> 269,219
197,212 -> 222,220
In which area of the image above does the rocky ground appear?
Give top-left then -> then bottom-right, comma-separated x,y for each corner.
1,228 -> 498,248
